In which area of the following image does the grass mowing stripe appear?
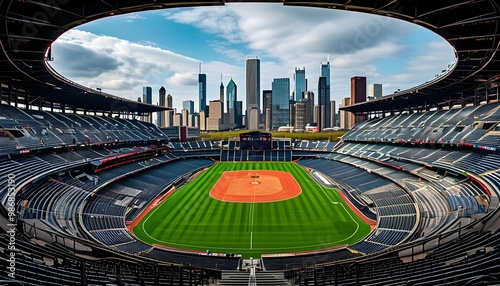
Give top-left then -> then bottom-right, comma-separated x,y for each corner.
134,161 -> 371,258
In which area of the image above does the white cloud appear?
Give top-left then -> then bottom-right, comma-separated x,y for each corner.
164,7 -> 243,43
167,72 -> 198,86
51,4 -> 456,113
161,4 -> 455,103
51,30 -> 202,105
124,13 -> 147,22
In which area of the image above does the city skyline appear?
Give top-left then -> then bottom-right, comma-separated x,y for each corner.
49,3 -> 455,113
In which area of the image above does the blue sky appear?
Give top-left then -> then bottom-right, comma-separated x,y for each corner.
50,3 -> 455,114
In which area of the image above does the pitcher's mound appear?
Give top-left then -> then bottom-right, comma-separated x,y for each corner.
209,170 -> 302,203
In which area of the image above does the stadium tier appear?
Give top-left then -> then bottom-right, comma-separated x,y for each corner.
1,102 -> 500,285
2,1 -> 500,284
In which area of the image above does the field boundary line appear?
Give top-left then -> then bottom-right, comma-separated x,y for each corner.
318,183 -> 361,242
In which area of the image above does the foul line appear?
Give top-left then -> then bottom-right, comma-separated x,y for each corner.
318,184 -> 361,242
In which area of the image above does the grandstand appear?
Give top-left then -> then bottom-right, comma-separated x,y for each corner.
2,1 -> 500,285
220,131 -> 292,161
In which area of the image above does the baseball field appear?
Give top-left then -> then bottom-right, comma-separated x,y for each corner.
132,162 -> 372,258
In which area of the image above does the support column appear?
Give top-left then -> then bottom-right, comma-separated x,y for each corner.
25,89 -> 30,109
6,83 -> 12,105
497,83 -> 499,102
486,83 -> 490,104
14,87 -> 18,108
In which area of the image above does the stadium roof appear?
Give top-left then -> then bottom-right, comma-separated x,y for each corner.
1,1 -> 499,114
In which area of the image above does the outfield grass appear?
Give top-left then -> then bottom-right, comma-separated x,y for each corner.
133,162 -> 371,258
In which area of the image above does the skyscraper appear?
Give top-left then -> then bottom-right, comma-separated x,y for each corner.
246,57 -> 260,130
199,110 -> 206,131
330,100 -> 337,127
262,90 -> 272,131
165,93 -> 173,128
183,100 -> 194,115
305,91 -> 315,126
235,101 -> 243,127
294,67 -> 306,102
368,83 -> 383,100
142,86 -> 152,104
319,61 -> 331,129
181,109 -> 189,127
166,94 -> 173,108
226,79 -> 237,124
142,86 -> 152,123
220,77 -> 225,106
173,113 -> 182,127
198,67 -> 207,114
271,78 -> 290,129
340,97 -> 352,130
351,76 -> 367,124
158,86 -> 166,127
318,76 -> 330,130
207,100 -> 223,131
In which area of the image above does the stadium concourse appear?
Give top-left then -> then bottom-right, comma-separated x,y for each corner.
2,0 -> 500,285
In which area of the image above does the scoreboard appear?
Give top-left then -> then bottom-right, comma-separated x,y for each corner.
239,131 -> 272,150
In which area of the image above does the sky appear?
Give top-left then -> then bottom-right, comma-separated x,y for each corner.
49,3 -> 456,114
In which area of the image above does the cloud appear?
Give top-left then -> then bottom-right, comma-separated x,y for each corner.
160,3 -> 453,104
124,13 -> 147,22
208,40 -> 246,61
165,4 -> 411,61
167,72 -> 198,86
52,41 -> 121,77
51,29 -> 203,101
51,4 -> 456,113
164,7 -> 243,43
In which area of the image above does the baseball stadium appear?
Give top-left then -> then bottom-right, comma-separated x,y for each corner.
1,1 -> 500,286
